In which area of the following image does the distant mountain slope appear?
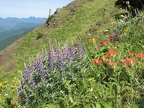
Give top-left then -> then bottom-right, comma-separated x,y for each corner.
0,28 -> 34,51
0,17 -> 46,50
0,17 -> 46,32
0,23 -> 43,42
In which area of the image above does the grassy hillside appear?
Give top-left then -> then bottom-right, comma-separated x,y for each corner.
0,0 -> 120,79
0,0 -> 144,107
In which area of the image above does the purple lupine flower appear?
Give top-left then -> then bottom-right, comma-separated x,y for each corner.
36,54 -> 47,82
56,42 -> 62,57
78,44 -> 84,57
31,81 -> 36,89
24,63 -> 31,80
27,57 -> 35,73
48,44 -> 56,70
36,54 -> 44,73
57,43 -> 68,72
18,41 -> 86,106
58,54 -> 66,72
63,45 -> 71,60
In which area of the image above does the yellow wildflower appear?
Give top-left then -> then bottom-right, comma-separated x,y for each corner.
0,96 -> 2,100
2,81 -> 7,85
89,38 -> 96,43
12,79 -> 15,83
10,85 -> 14,89
12,89 -> 15,93
89,77 -> 95,82
0,83 -> 3,88
15,81 -> 19,86
123,28 -> 128,33
14,77 -> 17,80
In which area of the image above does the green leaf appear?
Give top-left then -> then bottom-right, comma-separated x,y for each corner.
96,103 -> 101,108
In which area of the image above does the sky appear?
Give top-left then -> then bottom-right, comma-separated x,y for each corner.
0,0 -> 74,18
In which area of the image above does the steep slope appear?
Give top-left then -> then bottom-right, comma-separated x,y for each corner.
0,0 -> 122,79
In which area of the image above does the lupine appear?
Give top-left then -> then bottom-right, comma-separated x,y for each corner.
56,42 -> 62,57
78,44 -> 84,57
63,44 -> 71,60
48,44 -> 56,70
56,43 -> 66,71
58,56 -> 66,72
31,81 -> 36,89
35,54 -> 46,82
24,63 -> 31,80
66,48 -> 73,60
20,43 -> 84,94
18,42 -> 85,105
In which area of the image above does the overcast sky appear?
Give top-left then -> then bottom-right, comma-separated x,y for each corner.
0,0 -> 74,18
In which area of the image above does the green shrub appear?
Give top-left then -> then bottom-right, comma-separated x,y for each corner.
36,32 -> 43,40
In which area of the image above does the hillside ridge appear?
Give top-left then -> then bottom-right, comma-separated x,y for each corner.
0,0 -> 121,79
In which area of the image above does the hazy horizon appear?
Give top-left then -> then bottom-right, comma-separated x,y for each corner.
0,0 -> 74,18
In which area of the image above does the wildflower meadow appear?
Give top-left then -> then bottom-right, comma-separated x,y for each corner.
0,2 -> 144,108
